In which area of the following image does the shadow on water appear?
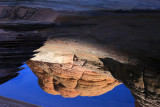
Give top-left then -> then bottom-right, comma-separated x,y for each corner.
0,6 -> 56,84
101,58 -> 160,107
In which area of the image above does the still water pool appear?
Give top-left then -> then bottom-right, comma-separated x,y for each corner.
0,64 -> 135,107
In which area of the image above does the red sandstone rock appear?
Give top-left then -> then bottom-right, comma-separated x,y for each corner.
27,60 -> 120,98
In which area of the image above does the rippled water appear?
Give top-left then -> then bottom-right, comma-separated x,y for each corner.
0,0 -> 160,11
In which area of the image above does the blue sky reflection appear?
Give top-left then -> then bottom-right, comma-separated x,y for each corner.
0,64 -> 135,107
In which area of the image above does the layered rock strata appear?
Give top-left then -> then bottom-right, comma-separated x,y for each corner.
102,58 -> 160,107
27,60 -> 120,98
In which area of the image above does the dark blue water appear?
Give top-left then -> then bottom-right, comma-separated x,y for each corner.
0,64 -> 135,107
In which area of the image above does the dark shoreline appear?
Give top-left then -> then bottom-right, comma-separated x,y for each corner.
0,96 -> 40,107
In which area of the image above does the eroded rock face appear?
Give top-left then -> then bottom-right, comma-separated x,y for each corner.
27,60 -> 120,98
27,36 -> 160,105
102,58 -> 160,107
26,37 -> 121,97
51,14 -> 160,106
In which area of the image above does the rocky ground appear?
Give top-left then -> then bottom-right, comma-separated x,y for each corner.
0,96 -> 40,107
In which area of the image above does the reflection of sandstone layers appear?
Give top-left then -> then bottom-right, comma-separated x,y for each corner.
27,38 -> 120,98
27,60 -> 120,98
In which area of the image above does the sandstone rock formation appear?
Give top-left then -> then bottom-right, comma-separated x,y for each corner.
102,58 -> 160,107
27,35 -> 160,105
27,60 -> 120,98
27,37 -> 121,98
52,14 -> 160,106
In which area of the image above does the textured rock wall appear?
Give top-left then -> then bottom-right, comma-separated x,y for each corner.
102,58 -> 160,107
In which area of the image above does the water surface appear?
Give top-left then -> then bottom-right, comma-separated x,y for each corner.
0,64 -> 135,107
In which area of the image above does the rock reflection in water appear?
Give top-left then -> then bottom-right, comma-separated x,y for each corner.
27,60 -> 120,98
27,34 -> 159,106
27,37 -> 121,98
